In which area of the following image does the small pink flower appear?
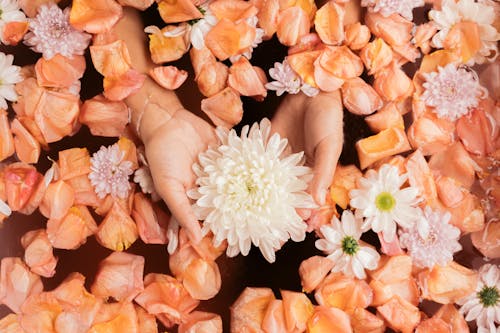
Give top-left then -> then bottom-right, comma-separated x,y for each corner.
422,63 -> 486,121
23,3 -> 91,59
265,60 -> 319,97
89,144 -> 133,199
398,206 -> 461,268
361,0 -> 425,21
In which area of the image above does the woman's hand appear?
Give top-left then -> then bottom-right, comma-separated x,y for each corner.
272,90 -> 344,206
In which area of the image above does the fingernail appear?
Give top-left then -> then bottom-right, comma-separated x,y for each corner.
317,188 -> 327,206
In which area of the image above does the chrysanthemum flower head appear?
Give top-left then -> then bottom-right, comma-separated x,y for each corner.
316,209 -> 380,279
349,164 -> 421,243
458,263 -> 500,333
187,118 -> 316,263
265,60 -> 319,97
422,63 -> 487,121
23,3 -> 91,59
0,51 -> 22,109
399,206 -> 461,268
361,0 -> 425,21
89,143 -> 133,199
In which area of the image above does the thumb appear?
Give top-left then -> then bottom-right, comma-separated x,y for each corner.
310,135 -> 342,206
157,177 -> 203,244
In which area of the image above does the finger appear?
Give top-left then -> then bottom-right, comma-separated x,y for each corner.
310,135 -> 342,205
157,177 -> 203,244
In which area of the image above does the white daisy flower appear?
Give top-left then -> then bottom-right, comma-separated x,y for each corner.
88,144 -> 133,199
265,60 -> 319,97
398,206 -> 462,268
429,0 -> 500,65
349,164 -> 421,243
187,118 -> 316,263
458,264 -> 500,333
0,51 -> 22,109
422,63 -> 487,121
361,0 -> 425,21
0,0 -> 26,44
316,210 -> 380,279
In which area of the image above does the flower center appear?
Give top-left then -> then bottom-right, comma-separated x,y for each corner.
375,192 -> 395,212
341,236 -> 359,255
478,286 -> 500,307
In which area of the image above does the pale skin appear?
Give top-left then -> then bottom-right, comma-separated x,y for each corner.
115,8 -> 343,243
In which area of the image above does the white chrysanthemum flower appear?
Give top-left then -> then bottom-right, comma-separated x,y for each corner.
422,63 -> 487,121
399,206 -> 462,268
0,0 -> 26,44
265,60 -> 319,97
361,0 -> 424,21
89,144 -> 133,199
429,0 -> 500,65
349,164 -> 421,243
0,51 -> 22,109
0,198 -> 11,217
133,147 -> 160,201
23,3 -> 91,59
316,210 -> 380,279
458,264 -> 500,333
187,118 -> 316,263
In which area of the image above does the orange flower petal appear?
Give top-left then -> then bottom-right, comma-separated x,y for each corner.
433,304 -> 470,333
0,313 -> 23,332
351,307 -> 386,333
200,87 -> 243,128
443,21 -> 482,64
2,21 -> 28,46
365,102 -> 404,132
205,19 -> 256,61
405,150 -> 438,205
370,276 -> 419,307
365,11 -> 413,46
3,162 -> 42,212
10,118 -> 40,164
471,221 -> 500,259
415,317 -> 451,333
47,205 -> 97,250
252,0 -> 279,39
373,63 -> 414,101
157,0 -> 203,23
132,192 -> 169,244
344,23 -> 370,51
195,60 -> 229,97
117,136 -> 139,170
209,0 -> 258,22
287,50 -> 322,87
307,193 -> 338,232
376,295 -> 421,333
136,304 -> 159,332
428,142 -> 477,189
182,257 -> 221,301
19,292 -> 61,332
457,102 -> 496,156
149,66 -> 188,90
276,6 -> 310,46
314,2 -> 344,45
0,109 -> 15,162
282,290 -> 314,332
228,57 -> 267,98
35,54 -> 86,88
306,306 -> 352,333
341,77 -> 383,116
317,46 -> 364,80
90,40 -> 132,78
89,302 -> 139,333
117,0 -> 154,10
360,38 -> 393,75
80,94 -> 129,137
96,201 -> 138,251
58,147 -> 91,181
413,22 -> 438,55
368,254 -> 413,283
18,0 -> 62,17
231,287 -> 275,332
66,174 -> 100,207
39,180 -> 75,220
330,164 -> 362,209
298,256 -> 335,293
148,25 -> 190,64
21,229 -> 57,278
0,257 -> 43,313
261,299 -> 287,332
92,252 -> 145,302
103,69 -> 147,101
70,0 -> 123,34
16,116 -> 48,149
179,311 -> 223,333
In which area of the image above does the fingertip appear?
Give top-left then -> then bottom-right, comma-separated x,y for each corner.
313,184 -> 327,206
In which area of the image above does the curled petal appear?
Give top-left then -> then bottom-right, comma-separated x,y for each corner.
329,164 -> 362,209
10,118 -> 40,164
341,77 -> 383,116
117,0 -> 154,10
35,54 -> 86,88
253,0 -> 279,39
149,66 -> 188,90
195,61 -> 229,97
428,142 -> 477,189
314,2 -> 344,45
90,40 -> 132,78
376,296 -> 421,333
80,95 -> 129,137
276,7 -> 310,46
89,301 -> 138,332
365,102 -> 404,132
132,192 -> 169,244
228,57 -> 267,98
407,114 -> 455,156
471,221 -> 500,259
299,256 -> 335,293
316,46 -> 364,80
351,308 -> 386,333
413,22 -> 438,55
282,290 -> 314,332
178,311 -> 223,333
373,63 -> 414,101
18,0 -> 61,17
4,162 -> 43,212
201,87 -> 243,128
58,147 -> 91,181
0,109 -> 15,162
96,201 -> 138,251
443,21 -> 482,64
433,304 -> 469,333
205,19 -> 256,61
344,22 -> 370,50
148,25 -> 190,64
360,38 -> 393,75
39,180 -> 75,220
0,313 -> 23,331
365,11 -> 413,46
288,50 -> 321,88
405,149 -> 438,205
415,317 -> 451,333
2,21 -> 29,46
231,287 -> 275,332
47,205 -> 97,250
21,229 -> 57,278
70,0 -> 123,34
306,306 -> 352,333
157,0 -> 203,23
456,101 -> 497,156
103,69 -> 146,101
66,174 -> 99,207
368,254 -> 412,283
209,0 -> 258,22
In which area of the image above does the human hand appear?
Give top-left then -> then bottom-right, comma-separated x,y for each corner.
272,90 -> 344,206
142,107 -> 217,244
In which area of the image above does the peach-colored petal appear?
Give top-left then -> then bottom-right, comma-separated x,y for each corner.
88,301 -> 138,333
405,149 -> 438,205
96,201 -> 138,251
149,66 -> 188,90
148,25 -> 190,64
365,102 -> 404,133
436,176 -> 465,208
58,147 -> 91,181
135,273 -> 200,327
356,127 -> 412,169
0,313 -> 24,332
117,0 -> 154,10
95,185 -> 135,216
341,0 -> 362,25
47,205 -> 97,250
194,60 -> 229,97
360,38 -> 393,75
251,0 -> 279,39
314,1 -> 344,45
19,292 -> 61,332
365,11 -> 413,47
157,0 -> 203,23
415,317 -> 450,333
261,299 -> 287,333
281,289 -> 314,332
317,46 -> 364,80
378,232 -> 404,256
376,295 -> 420,333
2,21 -> 28,46
16,116 -> 48,150
288,32 -> 324,55
306,305 -> 352,333
443,21 -> 482,64
14,76 -> 42,119
307,192 -> 338,232
344,22 -> 370,51
206,19 -> 256,61
330,164 -> 362,209
132,192 -> 169,244
209,0 -> 258,22
276,6 -> 310,46
80,95 -> 129,137
21,229 -> 57,278
66,174 -> 100,207
298,256 -> 335,293
35,54 -> 86,88
407,114 -> 455,156
135,304 -> 158,333
418,49 -> 461,74
341,77 -> 383,116
70,0 -> 123,34
433,304 -> 469,333
90,40 -> 132,78
103,69 -> 147,101
457,104 -> 497,156
471,221 -> 500,259
39,180 -> 75,220
287,50 -> 321,87
315,272 -> 373,314
178,311 -> 223,333
17,168 -> 46,216
392,43 -> 421,66
117,136 -> 139,170
92,252 -> 145,302
368,254 -> 412,283
428,142 -> 477,189
351,307 -> 385,333
3,162 -> 42,212
0,109 -> 15,162
0,257 -> 43,313
18,0 -> 61,17
200,87 -> 243,128
230,287 -> 275,332
190,46 -> 217,77
370,277 -> 419,307
414,22 -> 438,55
446,190 -> 485,233
373,63 -> 414,101
228,57 -> 267,98
417,261 -> 478,304
10,118 -> 40,164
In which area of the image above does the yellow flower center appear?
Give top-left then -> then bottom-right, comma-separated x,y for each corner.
375,192 -> 395,212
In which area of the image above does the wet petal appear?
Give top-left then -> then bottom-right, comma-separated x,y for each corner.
80,95 -> 129,137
